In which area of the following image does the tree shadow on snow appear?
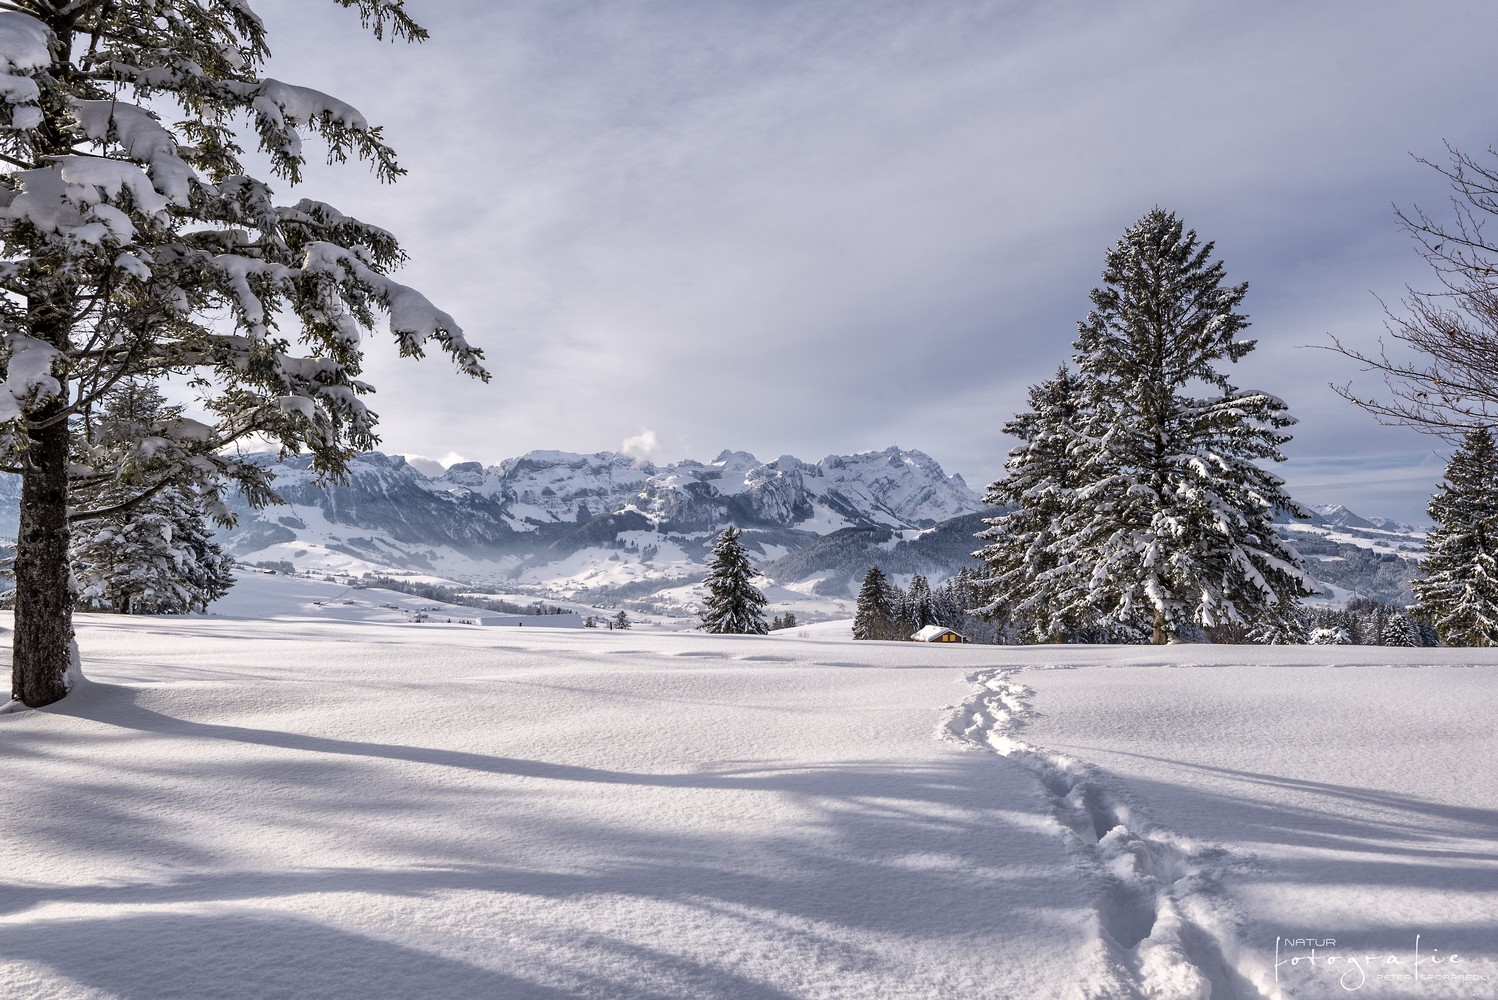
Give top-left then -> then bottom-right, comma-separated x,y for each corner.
1051,743 -> 1498,870
0,909 -> 800,1000
4,681 -> 1080,997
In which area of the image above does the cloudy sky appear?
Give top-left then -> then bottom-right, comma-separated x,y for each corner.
253,0 -> 1498,522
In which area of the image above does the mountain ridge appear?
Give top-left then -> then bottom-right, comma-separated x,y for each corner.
214,445 -> 983,584
0,445 -> 1427,612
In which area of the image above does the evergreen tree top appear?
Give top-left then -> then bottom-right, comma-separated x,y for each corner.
1076,208 -> 1255,391
1429,426 -> 1498,518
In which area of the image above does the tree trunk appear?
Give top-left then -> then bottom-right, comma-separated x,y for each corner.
12,408 -> 75,707
1153,610 -> 1167,646
11,280 -> 77,708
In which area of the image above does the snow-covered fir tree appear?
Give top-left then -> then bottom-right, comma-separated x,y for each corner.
72,486 -> 234,614
1247,603 -> 1308,645
1380,611 -> 1421,648
1308,625 -> 1352,645
1414,427 -> 1498,645
700,527 -> 768,634
70,381 -> 234,614
853,565 -> 901,640
973,366 -> 1093,642
904,574 -> 936,630
0,2 -> 487,706
1065,209 -> 1315,643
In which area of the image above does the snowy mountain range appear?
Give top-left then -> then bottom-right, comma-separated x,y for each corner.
213,446 -> 984,590
0,446 -> 1427,610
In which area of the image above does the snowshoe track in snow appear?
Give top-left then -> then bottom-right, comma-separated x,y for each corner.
943,668 -> 1273,1000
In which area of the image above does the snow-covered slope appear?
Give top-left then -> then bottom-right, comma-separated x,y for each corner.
3,604 -> 1494,999
1276,506 -> 1426,605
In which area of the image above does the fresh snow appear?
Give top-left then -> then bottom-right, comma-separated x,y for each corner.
944,650 -> 1498,997
2,577 -> 1495,998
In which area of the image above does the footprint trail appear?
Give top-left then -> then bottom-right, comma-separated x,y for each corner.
942,668 -> 1278,1000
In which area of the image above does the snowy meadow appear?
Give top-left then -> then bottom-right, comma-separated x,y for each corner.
3,576 -> 1494,999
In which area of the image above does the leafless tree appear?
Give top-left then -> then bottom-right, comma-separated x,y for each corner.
1329,143 -> 1498,440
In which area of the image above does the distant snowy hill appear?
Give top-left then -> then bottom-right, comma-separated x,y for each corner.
1277,506 -> 1426,606
429,447 -> 978,533
214,437 -> 1429,612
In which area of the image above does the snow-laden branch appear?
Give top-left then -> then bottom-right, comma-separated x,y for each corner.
0,11 -> 47,130
0,334 -> 63,420
302,241 -> 489,379
72,99 -> 201,207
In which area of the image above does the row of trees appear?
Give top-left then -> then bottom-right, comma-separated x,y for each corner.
853,566 -> 996,642
1304,599 -> 1437,647
583,612 -> 632,630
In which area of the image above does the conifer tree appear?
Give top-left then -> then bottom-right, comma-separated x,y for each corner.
1308,625 -> 1353,645
1066,209 -> 1315,643
69,380 -> 234,614
853,565 -> 897,640
1246,597 -> 1309,645
1414,427 -> 1498,645
974,366 -> 1092,642
700,526 -> 768,635
72,485 -> 234,614
1380,611 -> 1421,648
906,574 -> 936,629
0,2 -> 488,706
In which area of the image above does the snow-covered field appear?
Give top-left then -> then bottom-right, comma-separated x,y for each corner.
3,577 -> 1495,999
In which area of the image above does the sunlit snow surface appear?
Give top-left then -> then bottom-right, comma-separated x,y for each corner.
2,577 -> 1494,999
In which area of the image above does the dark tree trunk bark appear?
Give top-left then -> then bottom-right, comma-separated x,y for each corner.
11,291 -> 76,708
12,406 -> 75,706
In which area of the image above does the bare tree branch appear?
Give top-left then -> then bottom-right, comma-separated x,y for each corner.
1327,143 -> 1498,439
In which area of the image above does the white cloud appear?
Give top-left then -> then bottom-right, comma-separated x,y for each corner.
403,452 -> 470,477
621,430 -> 661,463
